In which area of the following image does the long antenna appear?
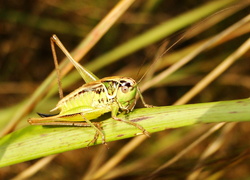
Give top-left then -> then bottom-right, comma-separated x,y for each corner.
137,35 -> 185,85
137,7 -> 235,86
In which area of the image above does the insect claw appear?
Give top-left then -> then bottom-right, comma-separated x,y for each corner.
144,104 -> 154,108
101,136 -> 107,146
87,139 -> 96,147
103,142 -> 109,149
135,130 -> 150,137
144,130 -> 151,137
112,116 -> 150,138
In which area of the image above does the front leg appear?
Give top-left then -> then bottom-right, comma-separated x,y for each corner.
111,105 -> 150,137
80,113 -> 107,147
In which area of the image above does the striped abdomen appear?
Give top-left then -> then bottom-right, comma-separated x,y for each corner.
51,78 -> 119,116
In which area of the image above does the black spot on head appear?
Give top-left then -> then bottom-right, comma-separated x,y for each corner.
120,81 -> 132,88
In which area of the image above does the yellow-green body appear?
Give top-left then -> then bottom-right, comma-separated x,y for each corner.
28,35 -> 150,145
32,76 -> 138,122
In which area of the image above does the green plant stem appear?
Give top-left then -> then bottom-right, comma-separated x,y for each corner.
0,98 -> 249,167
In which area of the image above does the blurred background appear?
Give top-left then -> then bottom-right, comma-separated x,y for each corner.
0,0 -> 250,179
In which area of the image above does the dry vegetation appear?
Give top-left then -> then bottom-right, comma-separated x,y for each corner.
0,0 -> 250,179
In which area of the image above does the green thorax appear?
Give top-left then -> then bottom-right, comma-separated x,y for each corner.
51,76 -> 138,116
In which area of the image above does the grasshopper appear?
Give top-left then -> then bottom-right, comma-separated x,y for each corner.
28,35 -> 151,146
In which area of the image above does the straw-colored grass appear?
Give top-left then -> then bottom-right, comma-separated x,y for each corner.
0,0 -> 250,179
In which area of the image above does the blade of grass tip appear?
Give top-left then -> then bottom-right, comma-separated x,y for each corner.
149,27 -> 250,178
141,13 -> 250,93
0,0 -> 136,137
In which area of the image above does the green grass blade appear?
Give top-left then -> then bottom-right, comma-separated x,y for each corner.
0,0 -> 136,137
86,0 -> 237,71
0,98 -> 249,167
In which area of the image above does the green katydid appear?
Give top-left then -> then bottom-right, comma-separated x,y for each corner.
28,35 -> 152,146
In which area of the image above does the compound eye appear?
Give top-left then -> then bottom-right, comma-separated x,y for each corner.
121,85 -> 129,93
